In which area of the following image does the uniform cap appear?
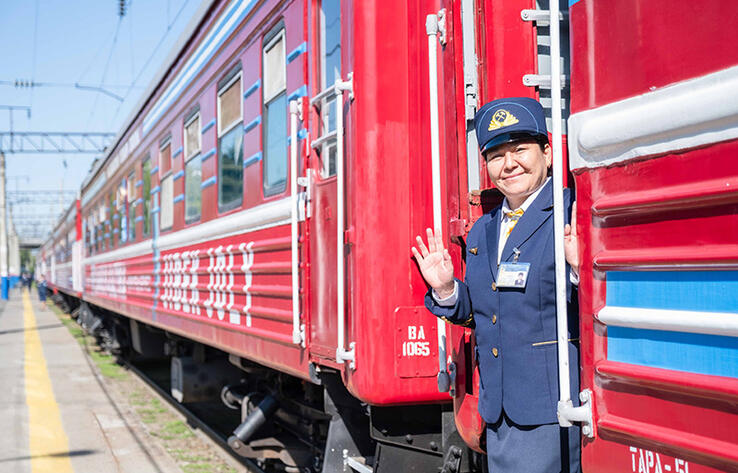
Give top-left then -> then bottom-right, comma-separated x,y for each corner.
474,97 -> 548,153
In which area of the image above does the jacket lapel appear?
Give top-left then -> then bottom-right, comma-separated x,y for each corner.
500,180 -> 554,263
485,208 -> 501,281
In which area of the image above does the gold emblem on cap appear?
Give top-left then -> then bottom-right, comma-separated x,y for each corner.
488,109 -> 519,131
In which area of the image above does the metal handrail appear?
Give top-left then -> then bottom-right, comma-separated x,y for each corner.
310,130 -> 338,150
289,99 -> 303,346
426,13 -> 451,393
310,83 -> 339,107
548,0 -> 592,437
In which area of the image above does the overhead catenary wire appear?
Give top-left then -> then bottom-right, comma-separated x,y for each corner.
110,0 -> 192,127
76,23 -> 121,85
0,80 -> 139,89
85,16 -> 124,132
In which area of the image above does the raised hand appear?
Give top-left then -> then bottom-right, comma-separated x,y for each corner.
411,228 -> 455,298
564,201 -> 579,274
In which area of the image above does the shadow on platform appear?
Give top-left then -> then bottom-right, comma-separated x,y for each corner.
0,322 -> 64,335
0,449 -> 99,463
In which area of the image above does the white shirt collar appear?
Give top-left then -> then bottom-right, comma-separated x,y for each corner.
501,176 -> 551,218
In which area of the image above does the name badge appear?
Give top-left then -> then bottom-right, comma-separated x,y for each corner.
497,262 -> 531,288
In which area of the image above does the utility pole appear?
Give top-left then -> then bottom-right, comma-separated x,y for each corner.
0,152 -> 8,299
8,208 -> 19,288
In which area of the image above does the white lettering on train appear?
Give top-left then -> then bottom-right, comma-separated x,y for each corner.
90,242 -> 259,327
204,247 -> 215,317
403,325 -> 430,357
629,446 -> 689,473
240,242 -> 255,328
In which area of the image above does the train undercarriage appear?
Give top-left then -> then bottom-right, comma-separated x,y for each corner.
52,293 -> 485,473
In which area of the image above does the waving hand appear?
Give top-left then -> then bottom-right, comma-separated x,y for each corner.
411,228 -> 456,299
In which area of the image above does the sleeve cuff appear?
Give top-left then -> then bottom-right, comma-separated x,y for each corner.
432,281 -> 458,307
570,268 -> 580,286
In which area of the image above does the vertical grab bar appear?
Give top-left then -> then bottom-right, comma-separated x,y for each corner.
289,100 -> 303,346
549,0 -> 570,411
334,76 -> 356,369
426,13 -> 450,393
550,0 -> 593,435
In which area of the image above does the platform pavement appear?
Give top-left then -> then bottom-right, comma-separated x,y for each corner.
0,288 -> 183,473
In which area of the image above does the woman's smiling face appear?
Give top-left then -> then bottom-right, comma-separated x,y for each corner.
484,138 -> 551,209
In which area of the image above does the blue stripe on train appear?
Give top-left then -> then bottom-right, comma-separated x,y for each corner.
608,326 -> 738,378
606,270 -> 738,377
606,271 -> 738,313
142,0 -> 261,134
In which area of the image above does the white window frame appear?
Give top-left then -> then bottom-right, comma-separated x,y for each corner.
160,174 -> 174,230
262,28 -> 287,195
217,71 -> 243,138
184,111 -> 202,223
263,30 -> 286,104
127,171 -> 136,203
184,112 -> 201,161
318,0 -> 341,178
159,136 -> 172,176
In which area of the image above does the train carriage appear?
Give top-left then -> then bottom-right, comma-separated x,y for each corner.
39,0 -> 738,472
569,1 -> 738,472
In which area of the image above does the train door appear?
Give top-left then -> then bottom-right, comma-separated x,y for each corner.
437,0 -> 572,451
307,0 -> 351,365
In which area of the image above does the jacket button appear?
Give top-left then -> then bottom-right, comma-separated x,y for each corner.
491,282 -> 497,291
492,314 -> 497,324
492,347 -> 499,357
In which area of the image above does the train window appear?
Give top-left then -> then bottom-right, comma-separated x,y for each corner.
142,157 -> 151,237
184,111 -> 202,222
90,219 -> 94,255
319,0 -> 341,178
109,192 -> 115,248
119,178 -> 128,244
161,175 -> 173,230
127,173 -> 135,203
97,204 -> 105,251
263,28 -> 287,196
127,170 -> 136,242
93,215 -> 97,253
217,67 -> 243,211
159,136 -> 172,175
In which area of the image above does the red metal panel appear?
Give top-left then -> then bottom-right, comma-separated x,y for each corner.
85,223 -> 310,380
570,0 -> 738,113
569,3 -> 738,469
337,0 -> 452,405
574,142 -> 738,473
394,307 -> 438,379
242,41 -> 263,209
75,199 -> 82,241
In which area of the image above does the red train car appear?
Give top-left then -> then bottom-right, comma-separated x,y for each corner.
39,197 -> 82,299
569,1 -> 738,472
40,0 -> 738,472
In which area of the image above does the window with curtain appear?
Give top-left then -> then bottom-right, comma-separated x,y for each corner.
263,29 -> 288,195
184,111 -> 202,222
217,68 -> 243,211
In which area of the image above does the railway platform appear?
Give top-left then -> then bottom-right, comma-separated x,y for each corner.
0,288 -> 182,473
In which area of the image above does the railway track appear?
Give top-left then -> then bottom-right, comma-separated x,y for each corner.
60,299 -> 268,473
122,360 -> 267,473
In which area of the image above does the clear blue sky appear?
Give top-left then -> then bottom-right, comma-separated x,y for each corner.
0,0 -> 203,239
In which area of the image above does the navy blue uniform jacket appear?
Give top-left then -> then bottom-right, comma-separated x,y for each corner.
425,180 -> 579,426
